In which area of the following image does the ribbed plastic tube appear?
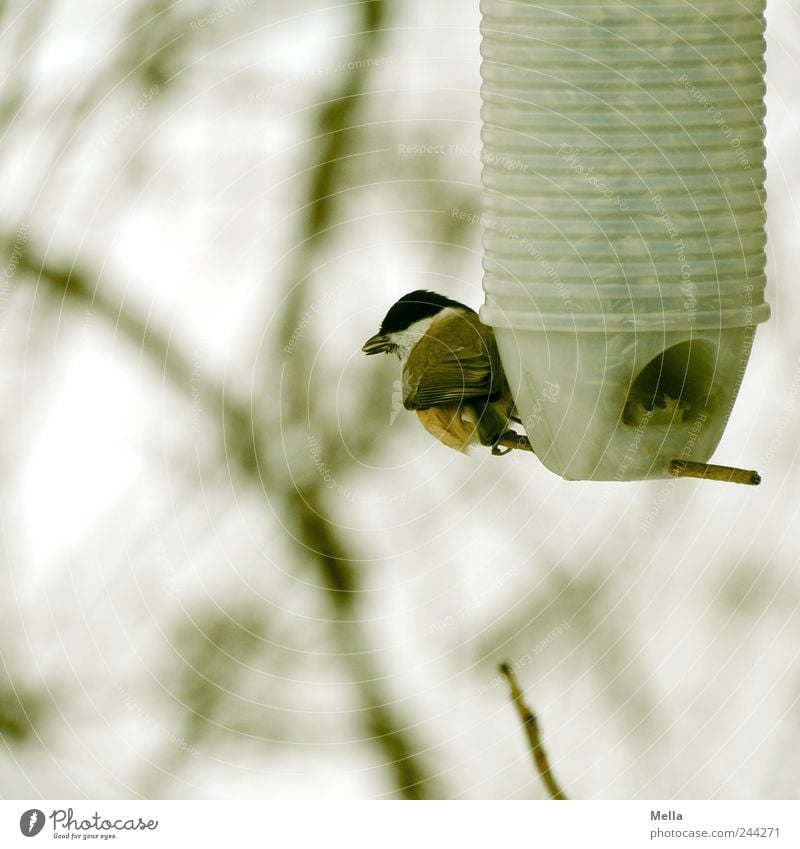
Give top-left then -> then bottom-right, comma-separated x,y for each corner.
479,0 -> 768,480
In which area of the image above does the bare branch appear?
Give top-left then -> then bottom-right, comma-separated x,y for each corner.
499,661 -> 568,800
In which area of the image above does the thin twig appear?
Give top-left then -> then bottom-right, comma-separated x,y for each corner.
499,662 -> 567,800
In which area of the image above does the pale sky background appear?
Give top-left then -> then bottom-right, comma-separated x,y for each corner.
0,0 -> 798,799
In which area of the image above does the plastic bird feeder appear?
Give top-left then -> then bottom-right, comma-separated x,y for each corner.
478,0 -> 769,480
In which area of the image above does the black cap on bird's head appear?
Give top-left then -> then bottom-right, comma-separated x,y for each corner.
362,290 -> 469,355
377,290 -> 466,335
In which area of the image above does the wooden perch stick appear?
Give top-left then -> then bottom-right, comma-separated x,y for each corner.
669,460 -> 761,486
499,662 -> 568,800
492,433 -> 761,489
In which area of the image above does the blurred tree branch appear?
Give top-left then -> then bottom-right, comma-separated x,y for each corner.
2,0 -> 442,799
269,0 -> 389,360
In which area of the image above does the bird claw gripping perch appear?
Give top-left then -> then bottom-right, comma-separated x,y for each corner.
492,431 -> 535,455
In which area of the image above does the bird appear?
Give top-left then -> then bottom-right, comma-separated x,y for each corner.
361,290 -> 531,454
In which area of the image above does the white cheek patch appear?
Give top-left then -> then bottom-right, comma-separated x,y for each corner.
393,316 -> 435,360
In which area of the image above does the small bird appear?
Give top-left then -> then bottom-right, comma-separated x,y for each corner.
362,290 -> 529,454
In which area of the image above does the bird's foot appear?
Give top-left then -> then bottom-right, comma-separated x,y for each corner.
492,431 -> 535,455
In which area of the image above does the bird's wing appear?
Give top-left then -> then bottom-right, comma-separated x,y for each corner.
402,310 -> 504,410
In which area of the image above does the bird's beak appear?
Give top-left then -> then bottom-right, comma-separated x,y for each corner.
361,333 -> 391,355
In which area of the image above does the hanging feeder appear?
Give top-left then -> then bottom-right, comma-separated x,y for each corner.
478,0 -> 769,481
